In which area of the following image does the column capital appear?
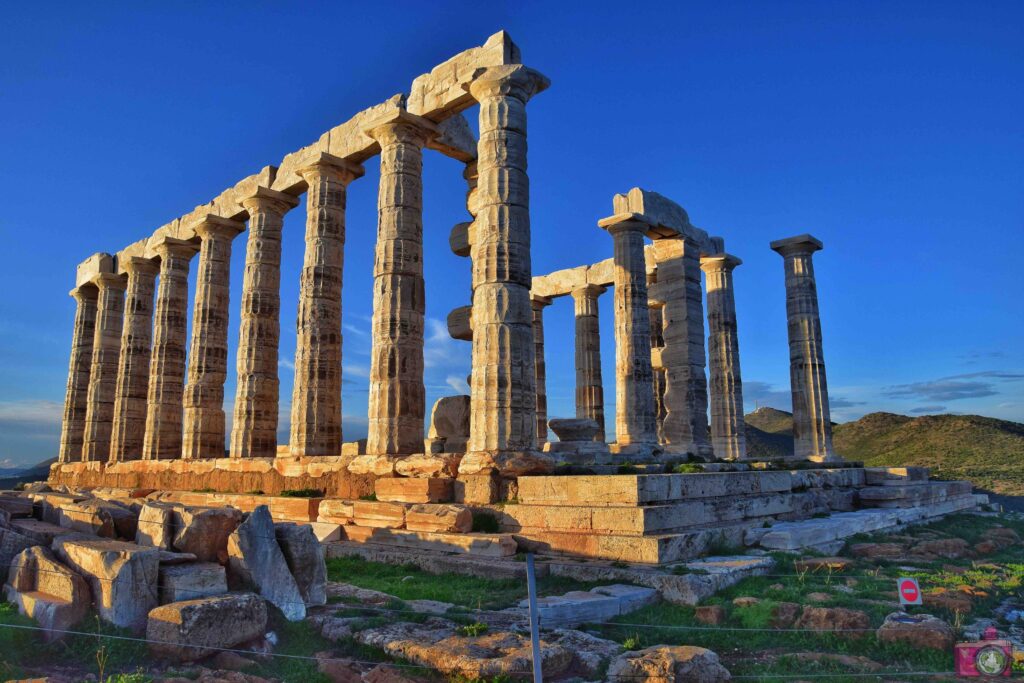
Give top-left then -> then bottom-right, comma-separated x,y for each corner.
118,256 -> 160,277
530,294 -> 553,310
363,110 -> 439,147
571,284 -> 607,301
704,235 -> 726,256
70,284 -> 99,301
598,212 -> 653,236
241,186 -> 300,216
189,214 -> 246,241
295,152 -> 364,185
466,64 -> 550,103
770,233 -> 823,257
151,236 -> 199,260
700,253 -> 743,274
89,272 -> 127,291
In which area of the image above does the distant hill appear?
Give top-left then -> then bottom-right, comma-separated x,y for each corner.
0,457 -> 55,490
745,408 -> 1024,495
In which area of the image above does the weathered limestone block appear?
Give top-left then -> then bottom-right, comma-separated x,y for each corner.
0,526 -> 39,583
274,522 -> 327,607
446,305 -> 473,341
341,439 -> 367,456
571,285 -> 606,442
877,612 -> 955,651
454,473 -> 499,505
549,418 -> 600,442
269,496 -> 322,522
607,645 -> 731,683
53,537 -> 160,630
375,478 -> 453,504
30,492 -> 84,524
136,501 -> 175,549
57,500 -> 138,539
701,254 -> 747,460
395,453 -> 462,478
158,562 -> 228,604
353,500 -> 407,528
7,519 -> 67,545
405,504 -> 472,533
428,395 -> 471,440
4,545 -> 90,641
60,286 -> 99,463
172,505 -> 243,563
317,499 -> 355,525
0,494 -> 34,518
82,273 -> 128,461
146,593 -> 267,661
227,505 -> 306,621
347,454 -> 399,476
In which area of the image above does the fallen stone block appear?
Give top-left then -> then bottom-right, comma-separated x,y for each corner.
227,505 -> 306,621
159,562 -> 228,604
0,494 -> 34,518
8,519 -> 68,545
274,522 -> 326,607
30,492 -> 86,524
316,499 -> 354,525
0,525 -> 40,583
354,500 -> 407,528
607,645 -> 731,683
136,501 -> 176,549
269,496 -> 322,523
173,505 -> 243,563
146,592 -> 268,661
308,522 -> 343,542
592,584 -> 660,613
795,606 -> 870,638
395,453 -> 462,478
374,477 -> 453,504
405,504 -> 472,533
4,545 -> 90,641
877,612 -> 955,650
525,590 -> 621,626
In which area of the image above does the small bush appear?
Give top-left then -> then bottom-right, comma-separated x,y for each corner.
455,622 -> 489,637
622,634 -> 643,650
359,492 -> 378,501
191,487 -> 216,493
672,463 -> 704,474
472,512 -> 500,533
279,488 -> 324,498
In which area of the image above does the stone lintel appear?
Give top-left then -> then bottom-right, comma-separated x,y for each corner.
531,246 -> 658,299
76,253 -> 114,288
428,114 -> 477,163
295,152 -> 365,184
598,212 -> 653,233
699,253 -> 743,272
770,233 -> 823,255
530,293 -> 552,308
705,236 -> 726,256
612,187 -> 712,248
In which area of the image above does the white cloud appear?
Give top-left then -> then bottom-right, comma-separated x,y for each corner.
445,375 -> 470,394
0,400 -> 63,427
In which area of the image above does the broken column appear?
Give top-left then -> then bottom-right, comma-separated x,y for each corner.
700,253 -> 747,460
289,154 -> 363,457
59,285 -> 98,463
461,64 -> 551,474
143,238 -> 198,460
599,213 -> 657,453
571,284 -> 606,442
231,188 -> 299,458
182,216 -> 245,459
109,257 -> 159,462
532,295 -> 552,448
770,234 -> 838,462
82,273 -> 127,461
365,113 -> 434,457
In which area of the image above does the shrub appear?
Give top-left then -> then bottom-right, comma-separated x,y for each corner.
279,488 -> 324,498
455,622 -> 489,637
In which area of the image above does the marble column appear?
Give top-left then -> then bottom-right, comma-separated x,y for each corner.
58,285 -> 98,463
771,234 -> 838,461
143,238 -> 198,460
182,216 -> 245,459
649,300 -> 667,444
289,154 -> 363,457
531,295 -> 552,448
463,65 -> 550,463
701,254 -> 747,460
599,213 -> 657,449
109,258 -> 159,462
365,114 -> 434,456
651,237 -> 711,456
81,273 -> 127,461
230,188 -> 299,458
571,284 -> 606,442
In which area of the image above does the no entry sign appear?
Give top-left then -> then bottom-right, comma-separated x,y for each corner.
898,577 -> 922,605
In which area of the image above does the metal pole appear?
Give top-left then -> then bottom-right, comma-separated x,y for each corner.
526,553 -> 543,682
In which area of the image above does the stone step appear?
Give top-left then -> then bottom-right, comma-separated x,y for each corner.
858,481 -> 972,509
863,467 -> 930,486
515,584 -> 659,627
337,525 -> 516,557
513,525 -> 748,564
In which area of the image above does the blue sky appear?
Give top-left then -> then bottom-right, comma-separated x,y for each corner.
1,1 -> 1021,468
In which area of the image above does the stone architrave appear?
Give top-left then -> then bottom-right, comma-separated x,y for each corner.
290,155 -> 363,457
700,254 -> 747,460
58,285 -> 98,463
230,188 -> 299,458
598,213 -> 657,451
82,273 -> 128,462
364,112 -> 436,456
571,285 -> 606,442
461,64 -> 550,471
109,258 -> 159,462
531,295 -> 552,448
650,237 -> 710,457
771,234 -> 838,462
143,238 -> 198,460
182,216 -> 245,459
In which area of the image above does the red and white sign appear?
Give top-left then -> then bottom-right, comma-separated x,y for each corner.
898,577 -> 922,605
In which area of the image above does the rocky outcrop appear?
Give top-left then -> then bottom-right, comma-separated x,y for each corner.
274,522 -> 327,607
227,505 -> 305,620
608,645 -> 731,682
147,593 -> 267,661
794,606 -> 870,638
877,612 -> 955,651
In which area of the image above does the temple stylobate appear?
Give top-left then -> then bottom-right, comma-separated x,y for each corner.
55,30 -> 841,503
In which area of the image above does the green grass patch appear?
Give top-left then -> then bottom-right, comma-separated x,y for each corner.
279,488 -> 324,498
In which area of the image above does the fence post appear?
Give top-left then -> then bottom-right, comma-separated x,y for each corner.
526,552 -> 543,682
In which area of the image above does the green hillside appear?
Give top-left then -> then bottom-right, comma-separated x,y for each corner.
745,408 -> 1024,495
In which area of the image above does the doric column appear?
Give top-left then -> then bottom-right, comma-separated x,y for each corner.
701,254 -> 747,460
599,213 -> 657,448
58,285 -> 98,463
289,154 -> 363,458
230,188 -> 299,458
650,237 -> 711,456
109,258 -> 159,462
649,299 -> 667,444
143,238 -> 198,460
571,285 -> 606,442
531,295 -> 552,448
81,273 -> 127,461
771,234 -> 838,461
463,65 -> 550,464
182,216 -> 245,459
364,113 -> 434,456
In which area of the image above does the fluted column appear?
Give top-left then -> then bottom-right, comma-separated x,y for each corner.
82,274 -> 127,461
289,155 -> 363,458
651,237 -> 711,456
364,114 -> 434,456
143,238 -> 198,460
571,285 -> 606,442
109,258 -> 159,462
599,213 -> 657,448
701,254 -> 747,460
182,216 -> 245,459
771,234 -> 838,461
59,285 -> 99,463
531,295 -> 552,448
230,188 -> 299,458
463,65 -> 550,464
649,300 -> 666,444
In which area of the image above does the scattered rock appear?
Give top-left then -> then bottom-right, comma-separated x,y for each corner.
137,501 -> 176,549
404,504 -> 472,533
274,522 -> 327,607
924,588 -> 973,614
877,611 -> 955,650
806,592 -> 831,602
911,538 -> 971,559
794,607 -> 870,638
0,524 -> 40,583
174,505 -> 243,563
4,545 -> 90,640
607,645 -> 731,683
227,505 -> 306,621
551,628 -> 622,679
314,651 -> 362,683
732,597 -> 758,607
789,652 -> 882,672
147,593 -> 268,661
209,651 -> 257,671
695,605 -> 726,626
849,543 -> 905,559
159,562 -> 228,604
768,583 -> 784,591
770,602 -> 801,628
